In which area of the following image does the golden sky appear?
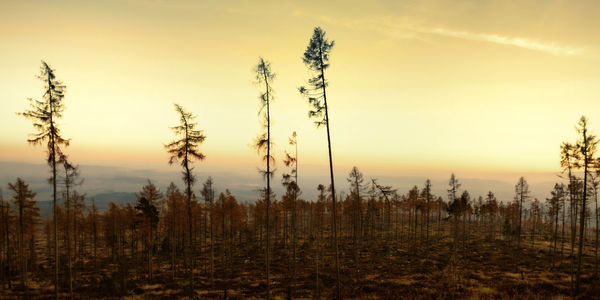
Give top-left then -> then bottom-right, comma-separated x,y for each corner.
1,0 -> 599,179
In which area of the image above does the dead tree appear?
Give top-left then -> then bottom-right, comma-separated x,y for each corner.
19,61 -> 69,299
165,103 -> 206,296
253,57 -> 276,300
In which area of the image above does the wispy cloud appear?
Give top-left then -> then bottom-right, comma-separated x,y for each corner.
293,11 -> 584,57
420,27 -> 583,57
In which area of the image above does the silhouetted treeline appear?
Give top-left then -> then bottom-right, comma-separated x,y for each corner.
2,165 -> 600,298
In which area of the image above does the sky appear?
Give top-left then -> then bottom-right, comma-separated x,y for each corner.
1,0 -> 599,198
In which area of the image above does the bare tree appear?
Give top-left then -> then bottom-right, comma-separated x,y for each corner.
61,158 -> 82,299
590,172 -> 600,277
347,167 -> 365,266
136,180 -> 162,281
253,57 -> 276,300
165,103 -> 206,296
19,61 -> 69,299
515,177 -> 530,253
574,116 -> 598,294
8,178 -> 38,292
201,177 -> 215,286
283,131 -> 299,295
549,183 -> 565,269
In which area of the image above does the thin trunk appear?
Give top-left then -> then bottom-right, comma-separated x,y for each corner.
47,75 -> 59,300
210,199 -> 214,286
320,54 -> 341,300
261,67 -> 272,300
595,188 -> 598,277
576,132 -> 589,295
292,141 -> 298,296
562,195 -> 566,256
18,196 -> 25,290
553,202 -> 559,268
183,119 -> 194,296
65,168 -> 73,300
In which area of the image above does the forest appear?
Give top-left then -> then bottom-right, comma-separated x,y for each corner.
2,26 -> 600,299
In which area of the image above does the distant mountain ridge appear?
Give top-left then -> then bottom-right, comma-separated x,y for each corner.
36,192 -> 136,218
1,161 -> 560,218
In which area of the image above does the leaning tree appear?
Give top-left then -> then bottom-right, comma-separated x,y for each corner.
298,26 -> 341,299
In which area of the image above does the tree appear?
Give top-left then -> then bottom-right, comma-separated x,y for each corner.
61,158 -> 82,299
560,141 -> 579,289
299,26 -> 341,299
447,174 -> 461,242
165,183 -> 182,281
136,181 -> 162,281
0,188 -> 9,290
482,191 -> 499,240
200,177 -> 215,286
165,103 -> 206,295
8,178 -> 38,291
253,57 -> 276,299
283,131 -> 299,296
422,179 -> 433,246
590,172 -> 600,277
89,198 -> 99,269
135,196 -> 159,280
372,178 -> 395,248
574,116 -> 598,294
530,198 -> 541,246
549,183 -> 565,268
314,184 -> 328,299
515,177 -> 530,253
347,167 -> 365,262
19,61 -> 69,299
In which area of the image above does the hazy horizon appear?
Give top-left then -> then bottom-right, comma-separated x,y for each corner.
0,160 -> 562,208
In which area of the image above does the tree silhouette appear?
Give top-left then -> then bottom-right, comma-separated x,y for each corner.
200,177 -> 215,286
18,61 -> 69,299
422,179 -> 433,246
515,176 -> 530,254
165,103 -> 206,296
447,173 -> 461,242
8,178 -> 38,292
298,26 -> 341,299
61,158 -> 82,299
0,188 -> 9,289
573,116 -> 598,294
282,131 -> 299,295
560,140 -> 579,289
590,172 -> 600,277
253,57 -> 276,299
347,167 -> 365,263
136,180 -> 162,281
482,191 -> 499,240
372,178 -> 395,248
548,183 -> 565,268
135,194 -> 159,281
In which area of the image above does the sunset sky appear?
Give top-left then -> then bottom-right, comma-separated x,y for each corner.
1,0 -> 599,184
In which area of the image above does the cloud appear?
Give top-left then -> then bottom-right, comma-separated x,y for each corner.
420,27 -> 583,57
293,11 -> 584,57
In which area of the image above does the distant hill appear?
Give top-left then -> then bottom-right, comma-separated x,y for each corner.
36,192 -> 136,218
1,161 -> 560,218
